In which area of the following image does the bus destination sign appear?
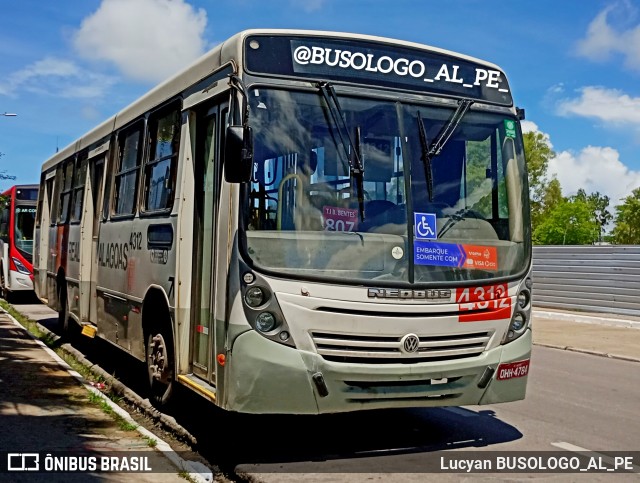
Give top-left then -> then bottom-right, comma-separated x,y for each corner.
245,35 -> 513,106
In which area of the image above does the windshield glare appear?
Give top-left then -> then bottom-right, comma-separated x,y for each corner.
15,206 -> 36,257
243,87 -> 530,284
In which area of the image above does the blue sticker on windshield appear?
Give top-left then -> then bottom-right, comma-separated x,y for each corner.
414,212 -> 437,240
414,241 -> 466,267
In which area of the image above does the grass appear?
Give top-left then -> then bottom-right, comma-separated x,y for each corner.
143,436 -> 158,448
88,391 -> 138,431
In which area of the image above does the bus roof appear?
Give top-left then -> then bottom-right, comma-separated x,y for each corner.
41,29 -> 509,173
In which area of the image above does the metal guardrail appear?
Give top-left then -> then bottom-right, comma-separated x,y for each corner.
532,245 -> 640,317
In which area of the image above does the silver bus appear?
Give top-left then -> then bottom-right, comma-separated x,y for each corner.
34,29 -> 532,413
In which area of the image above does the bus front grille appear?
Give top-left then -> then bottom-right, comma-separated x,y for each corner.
310,330 -> 492,364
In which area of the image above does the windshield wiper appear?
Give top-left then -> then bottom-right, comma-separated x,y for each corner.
437,207 -> 481,238
426,98 -> 473,159
416,99 -> 473,203
417,112 -> 433,202
317,82 -> 365,222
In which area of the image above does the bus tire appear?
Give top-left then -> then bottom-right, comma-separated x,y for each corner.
145,324 -> 174,407
57,280 -> 69,333
0,264 -> 12,302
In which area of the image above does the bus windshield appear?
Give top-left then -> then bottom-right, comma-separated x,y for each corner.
14,206 -> 36,258
242,87 -> 531,284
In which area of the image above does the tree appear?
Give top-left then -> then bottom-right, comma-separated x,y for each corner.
523,131 -> 555,228
571,189 -> 612,242
533,198 -> 599,245
611,188 -> 640,244
542,177 -> 563,214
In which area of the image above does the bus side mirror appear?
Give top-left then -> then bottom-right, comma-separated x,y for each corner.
224,125 -> 253,183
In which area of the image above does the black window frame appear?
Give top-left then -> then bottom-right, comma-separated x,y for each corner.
58,158 -> 75,224
70,152 -> 88,223
141,100 -> 182,214
113,120 -> 145,217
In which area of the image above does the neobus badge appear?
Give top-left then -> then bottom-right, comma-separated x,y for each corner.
367,288 -> 451,300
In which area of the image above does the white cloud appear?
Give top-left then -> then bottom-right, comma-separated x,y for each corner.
575,3 -> 640,71
557,86 -> 640,124
521,120 -> 554,148
524,122 -> 640,204
0,56 -> 116,99
548,146 -> 640,204
73,0 -> 208,84
520,120 -> 538,133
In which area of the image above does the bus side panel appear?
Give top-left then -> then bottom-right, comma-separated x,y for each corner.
95,219 -> 137,351
95,215 -> 177,361
66,223 -> 82,321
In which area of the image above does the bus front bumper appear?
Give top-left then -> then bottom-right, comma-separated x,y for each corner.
225,329 -> 531,414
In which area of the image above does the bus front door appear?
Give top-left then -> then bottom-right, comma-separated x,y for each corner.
191,104 -> 220,384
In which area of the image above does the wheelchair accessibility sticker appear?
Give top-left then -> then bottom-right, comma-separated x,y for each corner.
414,212 -> 437,240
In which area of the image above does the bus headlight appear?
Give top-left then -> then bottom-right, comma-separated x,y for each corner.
503,310 -> 528,344
255,312 -> 276,332
244,286 -> 266,307
517,290 -> 530,310
12,257 -> 31,275
239,263 -> 295,347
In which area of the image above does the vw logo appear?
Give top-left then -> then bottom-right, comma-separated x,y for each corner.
400,334 -> 420,354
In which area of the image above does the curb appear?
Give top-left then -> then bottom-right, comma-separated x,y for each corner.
0,307 -> 214,483
533,310 -> 640,329
533,342 -> 640,363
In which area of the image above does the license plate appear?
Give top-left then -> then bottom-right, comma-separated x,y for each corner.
497,359 -> 530,380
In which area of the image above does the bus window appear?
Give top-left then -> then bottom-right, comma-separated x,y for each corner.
114,123 -> 143,215
71,153 -> 88,222
16,187 -> 38,201
15,206 -> 36,255
58,159 -> 74,223
144,103 -> 181,211
47,176 -> 56,225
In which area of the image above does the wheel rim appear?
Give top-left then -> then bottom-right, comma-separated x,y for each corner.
147,333 -> 171,385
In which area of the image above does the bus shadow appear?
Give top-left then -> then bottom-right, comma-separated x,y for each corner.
179,393 -> 523,473
9,300 -> 523,474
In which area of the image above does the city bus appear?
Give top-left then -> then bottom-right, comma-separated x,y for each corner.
34,29 -> 532,414
0,184 -> 38,301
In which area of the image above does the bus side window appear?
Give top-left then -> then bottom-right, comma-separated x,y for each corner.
71,153 -> 88,222
47,176 -> 57,226
58,159 -> 75,224
113,122 -> 144,216
143,102 -> 181,212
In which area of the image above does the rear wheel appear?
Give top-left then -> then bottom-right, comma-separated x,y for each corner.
146,326 -> 175,407
0,266 -> 13,303
57,283 -> 69,333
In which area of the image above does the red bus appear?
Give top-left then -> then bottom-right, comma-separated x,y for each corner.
0,184 -> 39,300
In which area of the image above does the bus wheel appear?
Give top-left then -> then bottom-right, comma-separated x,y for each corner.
0,267 -> 11,302
146,327 -> 174,406
57,284 -> 69,333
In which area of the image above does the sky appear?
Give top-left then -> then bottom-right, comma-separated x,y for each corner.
1,0 -> 640,208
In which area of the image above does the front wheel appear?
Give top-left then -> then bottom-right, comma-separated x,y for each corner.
146,327 -> 175,407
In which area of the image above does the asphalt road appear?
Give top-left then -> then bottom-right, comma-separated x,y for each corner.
9,299 -> 640,482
